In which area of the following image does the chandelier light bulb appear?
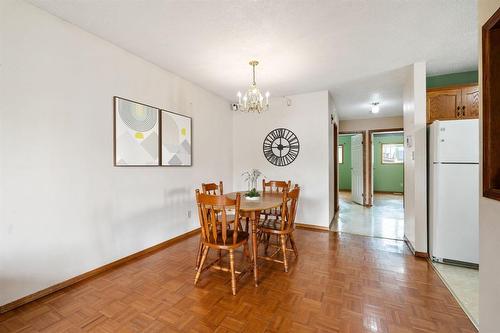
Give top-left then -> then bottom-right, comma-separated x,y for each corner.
371,102 -> 380,114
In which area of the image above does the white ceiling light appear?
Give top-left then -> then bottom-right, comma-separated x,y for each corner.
371,102 -> 380,114
236,60 -> 270,113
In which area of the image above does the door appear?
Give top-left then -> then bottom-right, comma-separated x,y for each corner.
371,133 -> 375,205
427,89 -> 461,123
351,134 -> 364,205
461,86 -> 480,119
333,124 -> 339,213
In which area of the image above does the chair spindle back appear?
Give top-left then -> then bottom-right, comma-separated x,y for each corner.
196,190 -> 241,246
202,181 -> 224,195
279,185 -> 300,232
262,180 -> 291,193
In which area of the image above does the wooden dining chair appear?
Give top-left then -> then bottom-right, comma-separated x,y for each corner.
258,185 -> 300,272
202,181 -> 249,232
196,181 -> 230,269
262,179 -> 291,193
194,190 -> 251,295
202,181 -> 224,195
260,179 -> 291,222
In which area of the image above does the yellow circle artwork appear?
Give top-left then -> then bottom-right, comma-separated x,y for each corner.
181,128 -> 187,136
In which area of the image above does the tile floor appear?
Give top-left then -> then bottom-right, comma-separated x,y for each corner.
331,191 -> 404,240
432,262 -> 479,328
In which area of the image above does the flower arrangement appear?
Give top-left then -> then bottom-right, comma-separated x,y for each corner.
241,169 -> 264,198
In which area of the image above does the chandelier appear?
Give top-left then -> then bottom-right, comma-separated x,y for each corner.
236,60 -> 270,113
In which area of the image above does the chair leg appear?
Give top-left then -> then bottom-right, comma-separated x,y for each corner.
243,243 -> 252,263
194,246 -> 209,285
229,249 -> 236,295
289,233 -> 299,257
195,238 -> 204,270
264,233 -> 271,254
280,235 -> 288,272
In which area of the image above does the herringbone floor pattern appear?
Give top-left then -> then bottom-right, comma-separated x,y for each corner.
0,230 -> 477,332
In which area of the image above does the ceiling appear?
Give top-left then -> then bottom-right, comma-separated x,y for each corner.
29,0 -> 478,120
332,67 -> 409,119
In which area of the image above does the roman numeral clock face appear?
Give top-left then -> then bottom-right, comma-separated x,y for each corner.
263,128 -> 300,166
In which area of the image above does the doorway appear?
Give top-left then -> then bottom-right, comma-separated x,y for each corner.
369,130 -> 405,239
332,129 -> 405,241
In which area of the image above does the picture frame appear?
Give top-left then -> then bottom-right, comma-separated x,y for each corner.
113,96 -> 160,167
160,110 -> 192,167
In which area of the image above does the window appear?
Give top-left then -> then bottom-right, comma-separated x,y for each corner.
338,145 -> 344,164
382,143 -> 404,164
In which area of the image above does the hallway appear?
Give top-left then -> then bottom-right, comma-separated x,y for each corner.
331,192 -> 404,240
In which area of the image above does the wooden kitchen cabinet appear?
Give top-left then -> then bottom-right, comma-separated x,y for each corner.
427,88 -> 462,123
426,85 -> 479,123
461,86 -> 480,119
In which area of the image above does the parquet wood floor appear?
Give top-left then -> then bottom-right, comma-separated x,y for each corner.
0,230 -> 477,332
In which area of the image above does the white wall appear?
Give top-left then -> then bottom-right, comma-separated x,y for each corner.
233,91 -> 333,227
0,0 -> 233,306
403,62 -> 427,253
339,116 -> 403,132
479,1 -> 500,331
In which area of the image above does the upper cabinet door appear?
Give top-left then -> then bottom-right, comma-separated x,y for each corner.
427,89 -> 462,123
461,86 -> 480,119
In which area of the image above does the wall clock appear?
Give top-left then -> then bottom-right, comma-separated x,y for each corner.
263,128 -> 300,166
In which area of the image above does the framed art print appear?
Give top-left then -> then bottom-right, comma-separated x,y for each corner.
160,110 -> 192,166
114,97 -> 160,166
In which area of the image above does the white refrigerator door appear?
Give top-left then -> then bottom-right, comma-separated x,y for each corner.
430,163 -> 479,264
433,119 -> 479,163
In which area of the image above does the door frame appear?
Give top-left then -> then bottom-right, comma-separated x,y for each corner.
339,131 -> 368,206
368,128 -> 404,206
333,123 -> 339,213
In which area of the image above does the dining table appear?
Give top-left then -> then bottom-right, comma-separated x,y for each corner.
225,191 -> 284,287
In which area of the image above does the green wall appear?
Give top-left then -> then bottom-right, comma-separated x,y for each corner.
373,133 -> 404,193
338,134 -> 353,190
426,70 -> 478,89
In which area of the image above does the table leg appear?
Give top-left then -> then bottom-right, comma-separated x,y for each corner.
251,210 -> 258,287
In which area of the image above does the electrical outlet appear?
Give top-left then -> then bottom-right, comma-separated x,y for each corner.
187,210 -> 192,218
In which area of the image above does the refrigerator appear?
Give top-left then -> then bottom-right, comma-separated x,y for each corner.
429,119 -> 479,267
